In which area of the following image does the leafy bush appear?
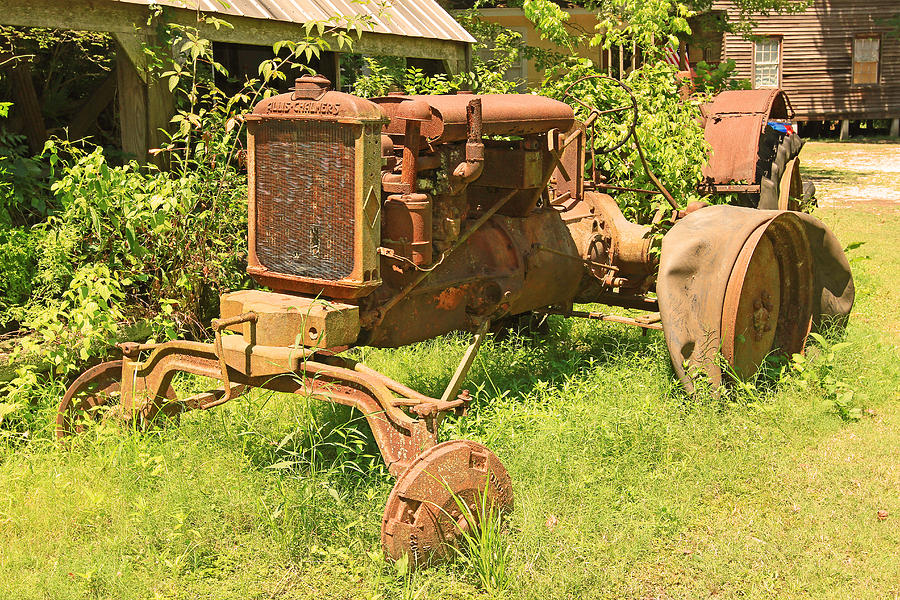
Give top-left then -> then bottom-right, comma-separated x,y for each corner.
0,227 -> 37,313
350,14 -> 528,98
692,59 -> 751,94
0,130 -> 51,226
791,332 -> 863,422
540,58 -> 710,222
27,142 -> 248,329
349,55 -> 407,97
0,27 -> 119,149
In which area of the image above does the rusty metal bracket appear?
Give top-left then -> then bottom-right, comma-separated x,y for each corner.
537,307 -> 663,331
439,319 -> 490,405
209,311 -> 258,408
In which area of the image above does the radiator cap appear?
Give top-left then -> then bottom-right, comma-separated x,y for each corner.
251,75 -> 387,123
292,74 -> 330,100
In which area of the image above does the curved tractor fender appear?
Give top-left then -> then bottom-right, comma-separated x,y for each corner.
657,205 -> 854,391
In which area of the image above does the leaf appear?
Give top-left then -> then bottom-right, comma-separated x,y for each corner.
809,332 -> 827,346
394,552 -> 409,577
0,403 -> 22,424
327,487 -> 341,503
837,390 -> 854,405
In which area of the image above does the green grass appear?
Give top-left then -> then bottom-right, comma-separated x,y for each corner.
2,206 -> 899,596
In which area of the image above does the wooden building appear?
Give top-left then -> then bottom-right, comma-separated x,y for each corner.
464,7 -> 653,90
707,0 -> 900,138
469,7 -> 608,90
0,0 -> 474,161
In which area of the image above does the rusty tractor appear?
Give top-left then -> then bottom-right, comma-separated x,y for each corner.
58,75 -> 854,569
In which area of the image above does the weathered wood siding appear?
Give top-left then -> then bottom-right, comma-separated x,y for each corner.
713,0 -> 900,120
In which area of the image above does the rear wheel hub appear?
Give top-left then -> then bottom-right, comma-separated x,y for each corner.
721,212 -> 814,378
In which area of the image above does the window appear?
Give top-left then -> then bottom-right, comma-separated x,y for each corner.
853,36 -> 880,85
702,44 -> 721,64
754,38 -> 781,88
477,27 -> 528,92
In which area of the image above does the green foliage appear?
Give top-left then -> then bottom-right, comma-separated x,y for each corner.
12,263 -> 125,371
447,480 -> 511,594
541,58 -> 709,221
0,130 -> 51,226
0,227 -> 37,311
450,6 -> 710,221
523,0 -> 577,51
586,0 -> 693,54
350,6 -> 535,98
692,59 -> 752,93
791,332 -> 863,422
574,0 -> 811,44
30,141 -> 247,325
0,27 -> 118,146
350,56 -> 407,97
350,44 -> 524,99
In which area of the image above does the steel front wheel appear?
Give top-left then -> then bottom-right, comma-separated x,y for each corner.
57,360 -> 125,438
381,439 -> 513,569
57,360 -> 177,438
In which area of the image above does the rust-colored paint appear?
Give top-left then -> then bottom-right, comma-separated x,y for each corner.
382,193 -> 433,266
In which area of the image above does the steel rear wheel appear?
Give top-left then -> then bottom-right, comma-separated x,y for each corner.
721,213 -> 814,378
381,439 -> 513,569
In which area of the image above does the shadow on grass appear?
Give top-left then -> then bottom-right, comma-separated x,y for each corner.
219,315 -> 664,485
802,166 -> 862,185
394,314 -> 663,401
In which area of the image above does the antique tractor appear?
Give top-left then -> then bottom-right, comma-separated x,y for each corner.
58,75 -> 854,568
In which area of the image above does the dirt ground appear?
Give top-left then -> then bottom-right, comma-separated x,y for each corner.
801,139 -> 900,340
800,140 -> 900,210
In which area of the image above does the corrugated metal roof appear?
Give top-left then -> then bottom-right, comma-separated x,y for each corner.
118,0 -> 475,44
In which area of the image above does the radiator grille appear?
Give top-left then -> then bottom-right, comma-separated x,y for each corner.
254,120 -> 356,280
